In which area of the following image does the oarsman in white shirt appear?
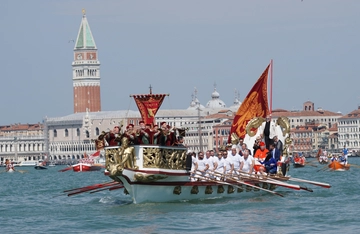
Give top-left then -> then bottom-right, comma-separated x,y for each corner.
213,149 -> 226,180
204,150 -> 215,178
193,151 -> 209,181
229,146 -> 242,175
239,149 -> 254,175
222,150 -> 233,176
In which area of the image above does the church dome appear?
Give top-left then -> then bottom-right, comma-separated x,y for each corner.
187,88 -> 205,110
206,86 -> 226,109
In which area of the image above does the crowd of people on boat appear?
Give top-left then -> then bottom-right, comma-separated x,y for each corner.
190,133 -> 286,181
330,152 -> 348,165
99,121 -> 186,148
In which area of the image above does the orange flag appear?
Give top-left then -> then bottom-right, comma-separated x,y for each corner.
229,64 -> 270,142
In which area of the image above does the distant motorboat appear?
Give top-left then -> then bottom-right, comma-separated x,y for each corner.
34,160 -> 47,170
18,161 -> 38,167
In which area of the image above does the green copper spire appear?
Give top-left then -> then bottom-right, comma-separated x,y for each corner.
75,9 -> 96,49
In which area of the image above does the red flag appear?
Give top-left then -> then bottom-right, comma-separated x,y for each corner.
132,94 -> 168,124
90,151 -> 100,157
229,64 -> 270,142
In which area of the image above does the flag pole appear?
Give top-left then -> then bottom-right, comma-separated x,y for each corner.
270,59 -> 273,116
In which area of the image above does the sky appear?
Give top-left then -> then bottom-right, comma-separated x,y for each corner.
1,0 -> 359,125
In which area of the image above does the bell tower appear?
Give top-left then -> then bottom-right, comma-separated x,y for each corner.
72,9 -> 101,113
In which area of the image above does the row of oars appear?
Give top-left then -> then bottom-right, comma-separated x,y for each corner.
194,169 -> 331,197
54,181 -> 123,197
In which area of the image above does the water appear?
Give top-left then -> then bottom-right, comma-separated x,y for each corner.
1,158 -> 359,234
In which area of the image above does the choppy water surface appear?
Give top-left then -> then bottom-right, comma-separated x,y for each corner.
1,158 -> 359,234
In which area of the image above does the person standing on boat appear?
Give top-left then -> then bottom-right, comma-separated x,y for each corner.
104,125 -> 121,146
124,124 -> 136,144
259,115 -> 277,149
343,145 -> 348,156
252,136 -> 262,155
152,124 -> 161,145
273,135 -> 283,156
136,121 -> 151,144
239,149 -> 254,174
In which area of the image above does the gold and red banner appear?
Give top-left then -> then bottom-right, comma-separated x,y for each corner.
132,94 -> 167,124
229,64 -> 270,141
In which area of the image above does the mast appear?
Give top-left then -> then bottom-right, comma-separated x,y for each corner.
197,103 -> 203,152
270,59 -> 273,115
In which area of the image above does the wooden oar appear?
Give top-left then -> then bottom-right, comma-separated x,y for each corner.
285,177 -> 331,189
208,171 -> 286,195
194,171 -> 284,197
233,171 -> 302,191
348,164 -> 360,169
90,184 -> 124,194
316,164 -> 329,172
67,182 -> 120,196
64,181 -> 118,193
305,161 -> 318,167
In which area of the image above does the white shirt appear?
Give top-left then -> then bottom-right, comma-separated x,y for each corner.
197,158 -> 208,171
230,154 -> 242,170
205,157 -> 215,170
240,156 -> 254,173
191,156 -> 197,171
215,157 -> 225,174
223,157 -> 233,173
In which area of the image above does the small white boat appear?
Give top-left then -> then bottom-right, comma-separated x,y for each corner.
48,162 -> 56,167
7,168 -> 15,173
18,161 -> 38,167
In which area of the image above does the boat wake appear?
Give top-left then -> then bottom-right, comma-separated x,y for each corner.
99,196 -> 133,205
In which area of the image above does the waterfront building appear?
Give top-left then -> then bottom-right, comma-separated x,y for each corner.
0,123 -> 45,163
338,106 -> 360,152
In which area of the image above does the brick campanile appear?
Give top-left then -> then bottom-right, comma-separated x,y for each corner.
72,9 -> 101,113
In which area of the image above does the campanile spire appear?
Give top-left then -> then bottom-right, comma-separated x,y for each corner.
72,9 -> 101,113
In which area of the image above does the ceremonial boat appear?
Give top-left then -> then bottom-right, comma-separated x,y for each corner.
96,62 -> 310,204
76,62 -> 332,204
328,161 -> 350,171
34,160 -> 47,170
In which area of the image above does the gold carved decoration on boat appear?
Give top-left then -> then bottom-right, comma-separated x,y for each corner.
246,117 -> 266,137
191,185 -> 199,194
173,186 -> 181,195
142,147 -> 187,170
262,183 -> 269,189
227,185 -> 234,194
134,173 -> 168,182
276,116 -> 290,137
217,185 -> 224,194
237,186 -> 243,193
105,137 -> 138,176
205,185 -> 213,194
245,185 -> 252,192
